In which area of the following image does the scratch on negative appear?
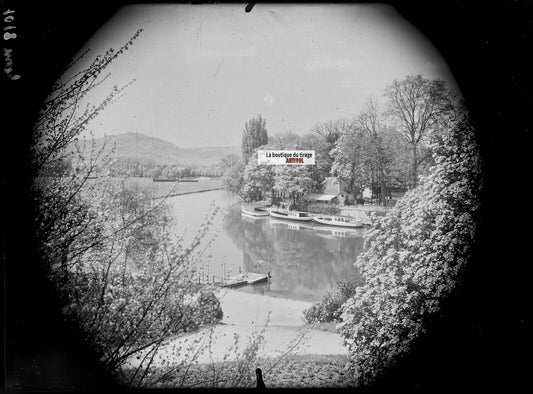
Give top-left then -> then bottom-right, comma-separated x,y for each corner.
213,57 -> 224,78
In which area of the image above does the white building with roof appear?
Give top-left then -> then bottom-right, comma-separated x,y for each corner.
306,177 -> 353,206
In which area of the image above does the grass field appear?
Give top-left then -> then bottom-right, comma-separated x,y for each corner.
148,354 -> 355,389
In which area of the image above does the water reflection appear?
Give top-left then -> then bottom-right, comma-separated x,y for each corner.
168,190 -> 366,302
223,205 -> 365,302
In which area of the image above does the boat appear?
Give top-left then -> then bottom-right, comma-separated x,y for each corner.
269,209 -> 313,222
313,215 -> 364,228
241,205 -> 270,217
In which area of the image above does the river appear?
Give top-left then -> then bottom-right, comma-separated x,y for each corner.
167,189 -> 365,303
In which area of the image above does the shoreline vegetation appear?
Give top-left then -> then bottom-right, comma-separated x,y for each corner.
122,287 -> 352,388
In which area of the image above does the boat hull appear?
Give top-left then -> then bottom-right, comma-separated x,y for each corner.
269,210 -> 313,221
313,217 -> 363,228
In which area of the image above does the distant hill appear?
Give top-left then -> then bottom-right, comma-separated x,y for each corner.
72,132 -> 240,167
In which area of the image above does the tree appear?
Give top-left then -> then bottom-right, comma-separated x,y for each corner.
241,114 -> 268,164
222,158 -> 245,198
273,165 -> 317,208
53,179 -> 220,383
31,30 -> 144,279
30,31 -> 224,387
311,119 -> 352,145
379,128 -> 412,190
268,130 -> 301,150
299,132 -> 330,186
354,98 -> 404,205
338,106 -> 482,386
384,75 -> 456,187
219,153 -> 241,173
311,119 -> 351,178
330,129 -> 367,199
243,157 -> 275,202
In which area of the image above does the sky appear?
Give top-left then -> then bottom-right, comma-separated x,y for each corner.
74,3 -> 460,148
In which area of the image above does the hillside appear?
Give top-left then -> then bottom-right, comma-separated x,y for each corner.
73,132 -> 240,167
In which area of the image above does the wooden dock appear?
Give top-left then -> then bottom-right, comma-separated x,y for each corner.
214,272 -> 270,289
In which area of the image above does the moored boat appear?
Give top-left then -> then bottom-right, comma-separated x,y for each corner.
269,209 -> 313,222
241,205 -> 270,217
315,228 -> 361,239
313,215 -> 364,228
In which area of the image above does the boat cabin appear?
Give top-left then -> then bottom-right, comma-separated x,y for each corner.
288,211 -> 308,217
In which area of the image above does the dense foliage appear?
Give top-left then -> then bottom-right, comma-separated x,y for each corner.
221,156 -> 246,199
384,75 -> 456,187
243,158 -> 275,201
303,281 -> 358,323
241,114 -> 268,164
109,157 -> 222,178
224,76 -> 454,206
338,107 -> 482,385
273,165 -> 318,206
35,171 -> 222,385
30,32 -> 223,387
331,99 -> 412,204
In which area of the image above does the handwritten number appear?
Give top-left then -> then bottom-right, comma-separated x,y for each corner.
4,32 -> 16,40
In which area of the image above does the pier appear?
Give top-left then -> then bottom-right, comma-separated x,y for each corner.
196,271 -> 271,289
215,272 -> 270,288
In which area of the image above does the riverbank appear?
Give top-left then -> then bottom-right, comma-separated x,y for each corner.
124,287 -> 351,387
125,288 -> 347,365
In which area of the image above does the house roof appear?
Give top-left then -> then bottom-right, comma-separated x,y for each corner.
306,193 -> 338,202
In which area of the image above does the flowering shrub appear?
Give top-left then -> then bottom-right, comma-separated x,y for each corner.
304,281 -> 358,323
29,30 -> 224,387
40,179 -> 219,384
194,291 -> 224,325
338,107 -> 483,385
